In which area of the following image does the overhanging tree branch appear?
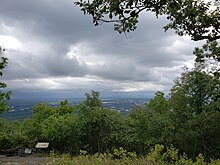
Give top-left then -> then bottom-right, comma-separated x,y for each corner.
75,0 -> 220,41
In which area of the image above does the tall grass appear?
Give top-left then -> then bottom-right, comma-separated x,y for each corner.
47,145 -> 220,165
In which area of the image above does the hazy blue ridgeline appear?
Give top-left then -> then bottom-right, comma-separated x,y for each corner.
1,98 -> 148,121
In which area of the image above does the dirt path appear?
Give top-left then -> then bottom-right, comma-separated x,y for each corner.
0,156 -> 49,165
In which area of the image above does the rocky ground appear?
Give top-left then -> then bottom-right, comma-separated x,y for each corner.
0,156 -> 48,165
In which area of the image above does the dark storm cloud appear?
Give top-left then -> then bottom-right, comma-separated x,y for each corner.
44,54 -> 88,77
3,48 -> 88,80
89,60 -> 160,82
0,0 -> 113,44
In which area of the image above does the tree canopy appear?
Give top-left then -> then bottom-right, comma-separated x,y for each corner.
75,0 -> 220,41
194,40 -> 220,78
169,66 -> 220,158
0,47 -> 11,113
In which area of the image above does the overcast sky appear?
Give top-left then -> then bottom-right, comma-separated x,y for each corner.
0,0 -> 205,98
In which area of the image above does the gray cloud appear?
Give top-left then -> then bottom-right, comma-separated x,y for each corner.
0,0 -> 204,96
